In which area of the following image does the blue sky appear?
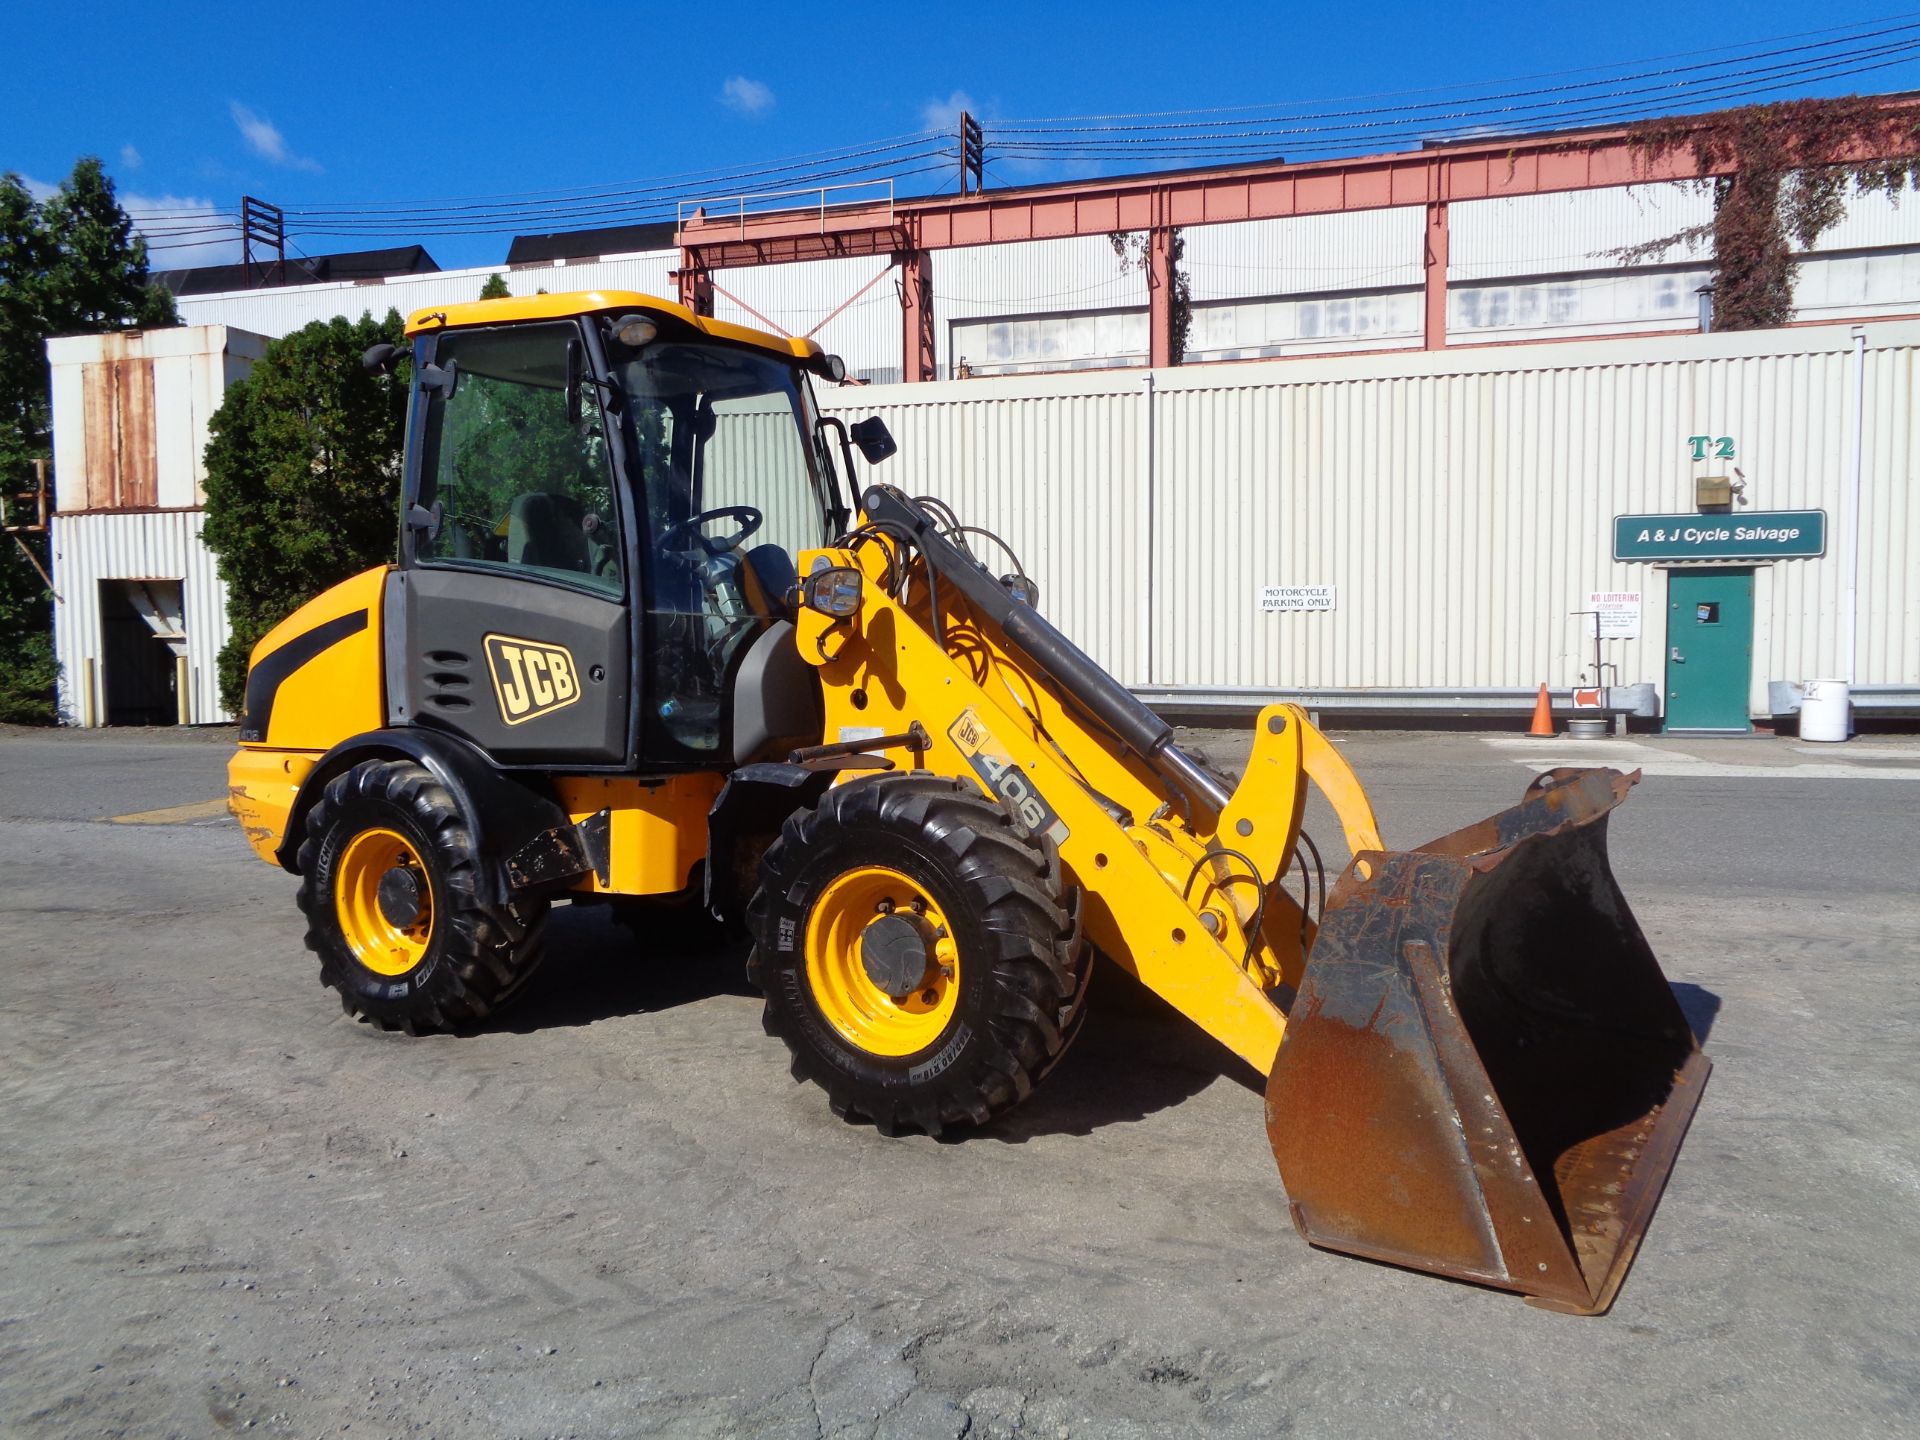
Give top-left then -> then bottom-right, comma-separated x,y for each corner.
6,1 -> 1919,272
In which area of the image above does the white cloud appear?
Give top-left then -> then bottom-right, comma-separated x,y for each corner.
922,90 -> 976,133
18,173 -> 58,201
119,144 -> 143,171
229,101 -> 322,173
719,76 -> 774,117
125,192 -> 240,268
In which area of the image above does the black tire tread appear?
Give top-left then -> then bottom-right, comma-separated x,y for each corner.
746,774 -> 1090,1136
295,759 -> 546,1033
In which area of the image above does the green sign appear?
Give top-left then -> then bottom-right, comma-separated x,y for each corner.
1613,510 -> 1826,562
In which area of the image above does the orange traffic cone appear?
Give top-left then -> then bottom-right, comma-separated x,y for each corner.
1528,683 -> 1555,737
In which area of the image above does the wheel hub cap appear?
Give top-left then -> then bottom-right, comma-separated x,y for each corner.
860,914 -> 934,998
377,866 -> 424,928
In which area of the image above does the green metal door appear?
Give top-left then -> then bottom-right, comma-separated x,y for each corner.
1664,568 -> 1754,733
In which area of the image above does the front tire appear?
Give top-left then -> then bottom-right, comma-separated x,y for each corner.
747,775 -> 1088,1135
295,759 -> 547,1032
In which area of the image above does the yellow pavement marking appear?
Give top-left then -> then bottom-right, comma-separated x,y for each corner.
111,798 -> 230,825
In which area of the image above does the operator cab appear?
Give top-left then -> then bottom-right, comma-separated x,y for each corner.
391,293 -> 849,770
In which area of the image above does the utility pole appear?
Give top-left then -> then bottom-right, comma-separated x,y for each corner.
241,196 -> 286,287
958,112 -> 985,197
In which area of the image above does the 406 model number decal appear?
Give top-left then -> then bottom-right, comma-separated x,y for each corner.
947,708 -> 1069,848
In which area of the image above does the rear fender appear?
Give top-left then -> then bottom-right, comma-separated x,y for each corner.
278,729 -> 588,903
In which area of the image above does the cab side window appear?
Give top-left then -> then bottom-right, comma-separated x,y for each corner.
414,323 -> 621,594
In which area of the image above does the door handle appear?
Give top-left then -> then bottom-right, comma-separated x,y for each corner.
1670,647 -> 1685,663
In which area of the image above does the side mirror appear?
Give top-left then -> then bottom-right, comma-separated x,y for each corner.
418,360 -> 458,396
849,416 -> 897,465
362,342 -> 402,375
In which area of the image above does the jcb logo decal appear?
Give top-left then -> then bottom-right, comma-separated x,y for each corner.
484,634 -> 580,725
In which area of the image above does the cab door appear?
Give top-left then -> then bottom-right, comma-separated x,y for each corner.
391,320 -> 633,766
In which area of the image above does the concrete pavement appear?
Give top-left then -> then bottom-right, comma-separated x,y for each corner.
1,724 -> 1916,1438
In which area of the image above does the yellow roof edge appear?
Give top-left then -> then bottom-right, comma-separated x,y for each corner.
403,289 -> 824,361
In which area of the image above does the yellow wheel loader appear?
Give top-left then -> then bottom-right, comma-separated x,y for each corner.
229,290 -> 1709,1315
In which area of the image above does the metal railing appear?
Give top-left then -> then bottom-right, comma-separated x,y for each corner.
677,180 -> 895,240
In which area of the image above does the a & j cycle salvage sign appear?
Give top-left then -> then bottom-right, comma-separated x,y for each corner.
1612,510 -> 1827,562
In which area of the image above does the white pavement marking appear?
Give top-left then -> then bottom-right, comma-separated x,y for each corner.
1791,744 -> 1920,759
1481,735 -> 1920,780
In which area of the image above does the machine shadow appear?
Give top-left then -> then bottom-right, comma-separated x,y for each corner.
977,959 -> 1262,1143
474,903 -> 754,1035
1670,981 -> 1723,1044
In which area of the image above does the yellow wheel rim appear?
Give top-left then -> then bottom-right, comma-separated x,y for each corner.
805,865 -> 961,1058
335,827 -> 435,977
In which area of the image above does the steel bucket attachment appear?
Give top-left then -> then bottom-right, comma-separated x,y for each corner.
1266,767 -> 1710,1315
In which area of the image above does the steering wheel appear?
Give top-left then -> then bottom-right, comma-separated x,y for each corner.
657,505 -> 763,557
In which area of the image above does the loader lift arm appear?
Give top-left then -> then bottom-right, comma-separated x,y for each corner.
790,484 -> 1708,1315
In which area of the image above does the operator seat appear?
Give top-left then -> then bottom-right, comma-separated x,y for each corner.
744,543 -> 799,618
507,492 -> 614,579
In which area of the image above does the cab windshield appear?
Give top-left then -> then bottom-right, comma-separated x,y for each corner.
612,338 -> 837,755
612,340 -> 835,563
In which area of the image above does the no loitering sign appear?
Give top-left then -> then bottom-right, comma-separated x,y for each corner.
1584,591 -> 1641,639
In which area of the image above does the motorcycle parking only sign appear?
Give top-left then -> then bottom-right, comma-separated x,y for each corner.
1258,585 -> 1336,612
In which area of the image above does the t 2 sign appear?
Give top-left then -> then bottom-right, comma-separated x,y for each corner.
1688,435 -> 1735,461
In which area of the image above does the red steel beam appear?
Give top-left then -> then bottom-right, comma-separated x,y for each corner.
678,109 -> 1920,269
1424,200 -> 1449,350
899,249 -> 935,383
677,104 -> 1920,371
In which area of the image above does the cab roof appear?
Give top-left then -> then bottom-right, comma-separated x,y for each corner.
404,289 -> 823,362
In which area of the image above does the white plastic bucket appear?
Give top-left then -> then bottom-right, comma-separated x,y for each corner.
1800,679 -> 1851,742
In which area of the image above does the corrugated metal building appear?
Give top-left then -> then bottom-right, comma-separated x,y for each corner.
822,319 -> 1917,725
46,325 -> 267,725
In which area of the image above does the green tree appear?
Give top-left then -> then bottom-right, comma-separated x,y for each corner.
0,158 -> 176,723
479,272 -> 511,300
1623,98 -> 1920,331
201,311 -> 409,710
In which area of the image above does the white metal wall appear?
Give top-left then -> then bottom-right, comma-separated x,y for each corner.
828,321 -> 1920,713
827,374 -> 1148,683
1185,209 -> 1426,300
712,256 -> 899,384
51,510 -> 232,725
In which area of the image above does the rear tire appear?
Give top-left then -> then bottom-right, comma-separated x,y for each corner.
296,759 -> 547,1032
747,775 -> 1088,1136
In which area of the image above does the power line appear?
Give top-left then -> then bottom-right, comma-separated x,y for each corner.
140,14 -> 1920,261
990,36 -> 1920,154
997,10 -> 1920,123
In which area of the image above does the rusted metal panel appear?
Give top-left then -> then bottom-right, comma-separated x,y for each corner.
80,358 -> 157,510
1266,767 -> 1710,1314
